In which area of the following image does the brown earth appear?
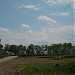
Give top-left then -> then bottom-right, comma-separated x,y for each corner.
0,56 -> 50,75
0,56 -> 75,75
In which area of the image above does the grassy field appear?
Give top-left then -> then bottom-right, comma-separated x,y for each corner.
11,55 -> 75,75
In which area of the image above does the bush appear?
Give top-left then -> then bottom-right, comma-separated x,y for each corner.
53,56 -> 64,60
66,62 -> 75,73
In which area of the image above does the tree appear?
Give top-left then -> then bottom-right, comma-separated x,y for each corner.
67,43 -> 72,49
47,46 -> 52,55
27,44 -> 34,55
9,44 -> 20,55
61,43 -> 67,54
0,44 -> 4,57
22,46 -> 26,51
35,45 -> 41,55
56,43 -> 62,54
19,44 -> 23,50
45,45 -> 48,51
4,44 -> 10,51
72,45 -> 75,54
66,43 -> 72,54
0,44 -> 3,50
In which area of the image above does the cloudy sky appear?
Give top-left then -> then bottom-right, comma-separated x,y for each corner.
0,0 -> 74,46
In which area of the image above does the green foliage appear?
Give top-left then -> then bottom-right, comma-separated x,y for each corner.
66,62 -> 75,73
0,44 -> 3,50
0,42 -> 75,57
15,61 -> 75,75
49,55 -> 64,60
53,56 -> 64,60
54,62 -> 75,74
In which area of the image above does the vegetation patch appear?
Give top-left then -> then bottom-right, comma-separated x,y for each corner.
36,56 -> 49,58
49,55 -> 64,60
15,61 -> 75,75
64,55 -> 75,58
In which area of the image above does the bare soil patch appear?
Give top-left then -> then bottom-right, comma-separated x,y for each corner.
0,56 -> 75,75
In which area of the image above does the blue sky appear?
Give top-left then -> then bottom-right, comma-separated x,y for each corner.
0,0 -> 74,45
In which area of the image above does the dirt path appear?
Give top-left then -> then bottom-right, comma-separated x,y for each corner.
0,56 -> 17,63
0,56 -> 17,75
0,56 -> 50,75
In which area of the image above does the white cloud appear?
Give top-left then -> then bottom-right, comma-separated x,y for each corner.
38,15 -> 57,25
17,4 -> 40,11
0,27 -> 9,32
1,25 -> 74,45
71,0 -> 75,9
21,24 -> 30,28
44,0 -> 73,6
50,12 -> 70,16
33,25 -> 74,44
44,0 -> 74,9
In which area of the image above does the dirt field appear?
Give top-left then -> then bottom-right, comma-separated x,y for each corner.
0,56 -> 75,75
0,57 -> 49,75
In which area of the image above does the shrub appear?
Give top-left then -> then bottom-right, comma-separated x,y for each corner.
66,62 -> 75,73
53,56 -> 64,60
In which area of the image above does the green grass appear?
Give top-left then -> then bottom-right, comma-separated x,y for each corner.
15,62 -> 75,75
14,55 -> 75,75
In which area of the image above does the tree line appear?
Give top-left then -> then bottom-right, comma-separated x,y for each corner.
0,42 -> 75,56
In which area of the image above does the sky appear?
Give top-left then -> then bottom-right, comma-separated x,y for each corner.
0,0 -> 75,46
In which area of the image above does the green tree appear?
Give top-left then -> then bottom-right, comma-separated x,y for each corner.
27,44 -> 34,55
22,46 -> 26,51
0,44 -> 4,57
47,46 -> 52,55
66,43 -> 72,54
35,45 -> 41,55
0,44 -> 3,50
4,44 -> 10,51
9,44 -> 20,55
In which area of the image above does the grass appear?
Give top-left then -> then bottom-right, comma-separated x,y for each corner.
15,62 -> 75,75
12,55 -> 75,75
